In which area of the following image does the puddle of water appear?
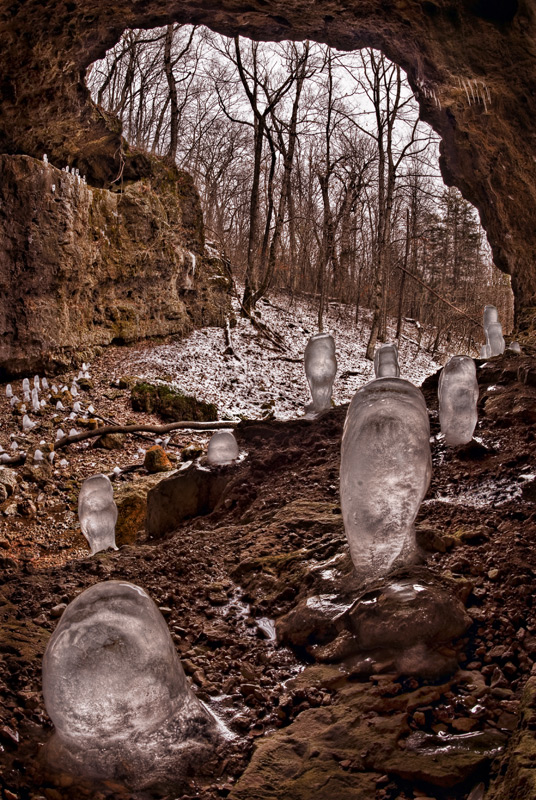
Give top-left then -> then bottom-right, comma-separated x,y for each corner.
305,594 -> 352,616
425,477 -> 522,509
406,729 -> 507,757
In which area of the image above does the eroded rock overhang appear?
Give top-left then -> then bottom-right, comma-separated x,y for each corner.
1,0 -> 536,326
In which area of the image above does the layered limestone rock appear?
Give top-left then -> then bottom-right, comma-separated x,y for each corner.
1,1 -> 536,328
0,154 -> 228,375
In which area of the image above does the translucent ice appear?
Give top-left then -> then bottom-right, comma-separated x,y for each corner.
34,375 -> 40,389
56,428 -> 65,441
304,332 -> 337,416
42,581 -> 218,779
42,377 -> 49,390
31,388 -> 40,412
34,449 -> 44,463
438,356 -> 479,445
22,414 -> 35,433
340,378 -> 432,578
9,395 -> 19,406
207,431 -> 239,465
56,401 -> 64,410
78,474 -> 118,555
480,343 -> 491,359
71,383 -> 78,397
487,321 -> 505,356
508,341 -> 521,353
374,343 -> 400,378
483,305 -> 498,332
5,384 -> 12,398
22,378 -> 30,392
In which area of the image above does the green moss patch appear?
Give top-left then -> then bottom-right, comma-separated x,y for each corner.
131,381 -> 217,421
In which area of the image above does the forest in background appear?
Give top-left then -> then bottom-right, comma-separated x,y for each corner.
87,25 -> 513,357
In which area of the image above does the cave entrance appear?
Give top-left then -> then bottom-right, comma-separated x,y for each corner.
86,26 -> 513,355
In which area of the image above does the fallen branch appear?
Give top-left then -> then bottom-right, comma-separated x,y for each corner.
395,263 -> 482,328
55,419 -> 239,450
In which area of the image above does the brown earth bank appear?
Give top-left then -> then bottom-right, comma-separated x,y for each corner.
0,346 -> 535,800
2,1 -> 536,325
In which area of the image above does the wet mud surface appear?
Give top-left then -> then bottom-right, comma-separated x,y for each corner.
0,349 -> 535,800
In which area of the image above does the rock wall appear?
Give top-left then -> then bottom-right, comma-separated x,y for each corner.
1,1 -> 536,330
0,154 -> 229,375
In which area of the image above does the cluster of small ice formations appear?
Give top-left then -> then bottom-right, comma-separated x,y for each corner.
78,474 -> 118,555
438,356 -> 479,446
207,431 -> 239,466
340,377 -> 432,578
304,332 -> 337,417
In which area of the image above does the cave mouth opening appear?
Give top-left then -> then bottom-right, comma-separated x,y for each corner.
86,25 -> 513,345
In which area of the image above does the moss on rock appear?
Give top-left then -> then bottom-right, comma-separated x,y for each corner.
131,381 -> 218,422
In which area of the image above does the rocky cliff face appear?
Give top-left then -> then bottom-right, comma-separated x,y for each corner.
1,1 -> 536,332
0,154 -> 229,375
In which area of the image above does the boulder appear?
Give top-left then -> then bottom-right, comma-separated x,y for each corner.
115,473 -> 171,546
131,381 -> 218,421
144,445 -> 173,473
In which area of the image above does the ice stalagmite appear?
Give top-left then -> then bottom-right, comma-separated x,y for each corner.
42,581 -> 218,780
487,321 -> 505,356
304,332 -> 337,417
483,305 -> 499,332
482,305 -> 505,357
78,474 -> 118,555
374,343 -> 400,378
438,356 -> 479,445
480,343 -> 491,359
340,378 -> 432,579
207,431 -> 239,465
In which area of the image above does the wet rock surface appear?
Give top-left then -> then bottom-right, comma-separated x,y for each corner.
0,348 -> 534,799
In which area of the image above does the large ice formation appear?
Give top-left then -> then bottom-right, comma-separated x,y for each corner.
304,332 -> 337,416
374,343 -> 400,378
207,431 -> 239,465
78,474 -> 118,555
340,378 -> 432,578
480,343 -> 491,359
42,581 -> 219,782
487,321 -> 505,356
438,356 -> 479,445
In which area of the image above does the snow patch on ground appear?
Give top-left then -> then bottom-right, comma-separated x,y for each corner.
110,290 -> 442,421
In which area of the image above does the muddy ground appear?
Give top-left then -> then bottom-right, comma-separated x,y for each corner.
0,346 -> 535,800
